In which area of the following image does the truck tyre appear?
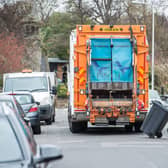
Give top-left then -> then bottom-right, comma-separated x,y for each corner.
33,125 -> 41,134
134,122 -> 143,132
69,120 -> 87,133
125,125 -> 133,132
68,103 -> 87,133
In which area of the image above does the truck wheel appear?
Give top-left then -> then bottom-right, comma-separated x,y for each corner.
69,120 -> 87,133
33,125 -> 41,134
125,125 -> 133,132
134,122 -> 142,132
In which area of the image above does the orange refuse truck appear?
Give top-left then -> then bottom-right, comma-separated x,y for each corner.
68,25 -> 149,133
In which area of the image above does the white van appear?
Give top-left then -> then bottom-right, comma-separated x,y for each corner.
3,71 -> 56,125
46,72 -> 57,121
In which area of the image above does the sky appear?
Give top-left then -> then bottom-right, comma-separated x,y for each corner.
56,0 -> 168,16
0,0 -> 167,16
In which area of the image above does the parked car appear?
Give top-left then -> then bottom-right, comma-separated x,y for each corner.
0,94 -> 27,123
3,71 -> 57,125
8,92 -> 41,134
0,102 -> 63,168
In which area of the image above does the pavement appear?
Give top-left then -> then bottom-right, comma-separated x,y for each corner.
35,108 -> 168,168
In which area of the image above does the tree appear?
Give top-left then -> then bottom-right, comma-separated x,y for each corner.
66,0 -> 125,24
40,12 -> 82,60
0,0 -> 32,36
0,32 -> 24,73
66,0 -> 92,24
31,0 -> 58,24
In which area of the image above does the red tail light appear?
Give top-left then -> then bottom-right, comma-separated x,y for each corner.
29,107 -> 38,112
138,100 -> 144,111
85,99 -> 88,110
8,93 -> 16,95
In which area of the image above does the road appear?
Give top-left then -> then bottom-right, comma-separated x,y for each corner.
35,108 -> 168,168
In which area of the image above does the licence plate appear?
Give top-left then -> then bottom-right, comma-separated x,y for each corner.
116,117 -> 129,123
95,117 -> 108,124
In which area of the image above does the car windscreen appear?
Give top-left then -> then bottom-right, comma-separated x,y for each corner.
4,77 -> 48,92
14,95 -> 33,105
0,117 -> 23,163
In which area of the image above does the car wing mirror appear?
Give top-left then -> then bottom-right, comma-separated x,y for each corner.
34,145 -> 63,164
51,86 -> 57,95
24,117 -> 30,125
36,102 -> 40,105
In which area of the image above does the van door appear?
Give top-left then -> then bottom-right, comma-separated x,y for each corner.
90,38 -> 133,83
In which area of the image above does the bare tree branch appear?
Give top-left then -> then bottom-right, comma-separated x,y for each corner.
0,0 -> 32,36
66,0 -> 126,24
31,0 -> 58,24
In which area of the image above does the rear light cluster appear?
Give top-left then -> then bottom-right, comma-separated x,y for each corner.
8,93 -> 16,95
138,100 -> 144,111
29,106 -> 38,112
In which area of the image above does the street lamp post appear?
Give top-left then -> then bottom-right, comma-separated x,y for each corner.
132,0 -> 155,90
151,5 -> 155,90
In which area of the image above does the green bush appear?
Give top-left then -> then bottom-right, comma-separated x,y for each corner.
57,83 -> 68,98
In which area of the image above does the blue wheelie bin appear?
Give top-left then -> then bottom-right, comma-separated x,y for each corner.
141,101 -> 168,138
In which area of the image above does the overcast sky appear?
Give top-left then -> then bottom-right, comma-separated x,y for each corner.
56,0 -> 168,16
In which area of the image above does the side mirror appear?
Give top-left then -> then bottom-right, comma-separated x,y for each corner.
34,145 -> 63,164
51,86 -> 57,95
36,102 -> 40,105
24,117 -> 30,125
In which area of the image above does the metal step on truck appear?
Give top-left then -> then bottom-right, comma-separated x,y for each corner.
68,25 -> 149,133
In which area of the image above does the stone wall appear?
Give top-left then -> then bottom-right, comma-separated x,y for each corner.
21,18 -> 42,71
24,37 -> 41,71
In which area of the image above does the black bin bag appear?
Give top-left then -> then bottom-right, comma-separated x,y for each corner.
141,101 -> 168,138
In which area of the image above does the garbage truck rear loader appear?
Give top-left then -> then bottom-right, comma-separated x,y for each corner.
68,25 -> 149,133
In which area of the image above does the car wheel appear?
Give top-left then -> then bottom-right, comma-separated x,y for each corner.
156,132 -> 162,138
45,117 -> 52,125
52,114 -> 55,122
52,108 -> 55,122
33,125 -> 41,134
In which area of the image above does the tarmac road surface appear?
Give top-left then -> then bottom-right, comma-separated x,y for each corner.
35,108 -> 168,168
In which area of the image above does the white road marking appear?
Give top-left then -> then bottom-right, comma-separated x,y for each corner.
50,126 -> 67,129
101,141 -> 168,148
56,140 -> 86,144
